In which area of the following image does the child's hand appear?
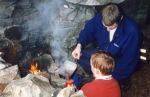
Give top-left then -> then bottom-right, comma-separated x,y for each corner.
70,90 -> 86,97
57,86 -> 76,97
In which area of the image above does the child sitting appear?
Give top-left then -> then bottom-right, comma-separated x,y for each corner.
72,51 -> 121,97
57,51 -> 121,97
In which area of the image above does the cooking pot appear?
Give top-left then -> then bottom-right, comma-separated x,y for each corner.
57,60 -> 77,78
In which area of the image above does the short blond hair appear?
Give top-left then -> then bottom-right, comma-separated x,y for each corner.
102,3 -> 122,26
91,51 -> 115,75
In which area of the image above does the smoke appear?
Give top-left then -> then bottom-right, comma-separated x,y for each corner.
24,0 -> 69,65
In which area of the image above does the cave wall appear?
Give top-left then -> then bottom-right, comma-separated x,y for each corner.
120,0 -> 149,25
0,0 -> 149,37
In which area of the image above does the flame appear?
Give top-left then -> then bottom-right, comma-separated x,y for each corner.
29,62 -> 41,75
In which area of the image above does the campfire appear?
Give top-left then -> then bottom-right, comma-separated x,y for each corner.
29,62 -> 42,75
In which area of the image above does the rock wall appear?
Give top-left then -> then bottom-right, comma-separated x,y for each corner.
0,0 -> 149,38
0,0 -> 149,65
120,0 -> 149,25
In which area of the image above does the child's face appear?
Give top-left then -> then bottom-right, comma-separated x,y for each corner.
90,59 -> 96,77
90,58 -> 103,78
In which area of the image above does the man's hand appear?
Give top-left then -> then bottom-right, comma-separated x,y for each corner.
72,43 -> 82,60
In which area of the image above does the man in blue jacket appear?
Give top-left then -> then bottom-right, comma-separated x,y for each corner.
72,3 -> 142,87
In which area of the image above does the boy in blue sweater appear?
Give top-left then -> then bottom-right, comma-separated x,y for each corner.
72,3 -> 142,88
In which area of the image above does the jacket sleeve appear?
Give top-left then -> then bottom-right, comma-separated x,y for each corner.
77,15 -> 98,47
112,25 -> 141,81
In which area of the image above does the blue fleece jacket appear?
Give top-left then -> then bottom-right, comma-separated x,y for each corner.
77,14 -> 141,81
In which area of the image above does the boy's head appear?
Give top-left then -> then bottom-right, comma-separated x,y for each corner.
90,51 -> 115,76
102,3 -> 122,31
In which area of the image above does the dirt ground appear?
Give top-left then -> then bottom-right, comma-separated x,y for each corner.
122,61 -> 150,97
122,24 -> 150,97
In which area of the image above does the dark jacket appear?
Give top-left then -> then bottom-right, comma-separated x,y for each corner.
77,14 -> 141,81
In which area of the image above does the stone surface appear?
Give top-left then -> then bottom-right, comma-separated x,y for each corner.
0,56 -> 6,70
35,54 -> 54,72
61,2 -> 95,49
66,0 -> 125,5
0,1 -> 15,18
3,74 -> 53,97
0,65 -> 19,95
0,84 -> 7,95
0,65 -> 20,84
0,1 -> 15,29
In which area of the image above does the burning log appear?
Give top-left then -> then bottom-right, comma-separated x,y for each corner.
28,55 -> 67,89
28,54 -> 54,77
